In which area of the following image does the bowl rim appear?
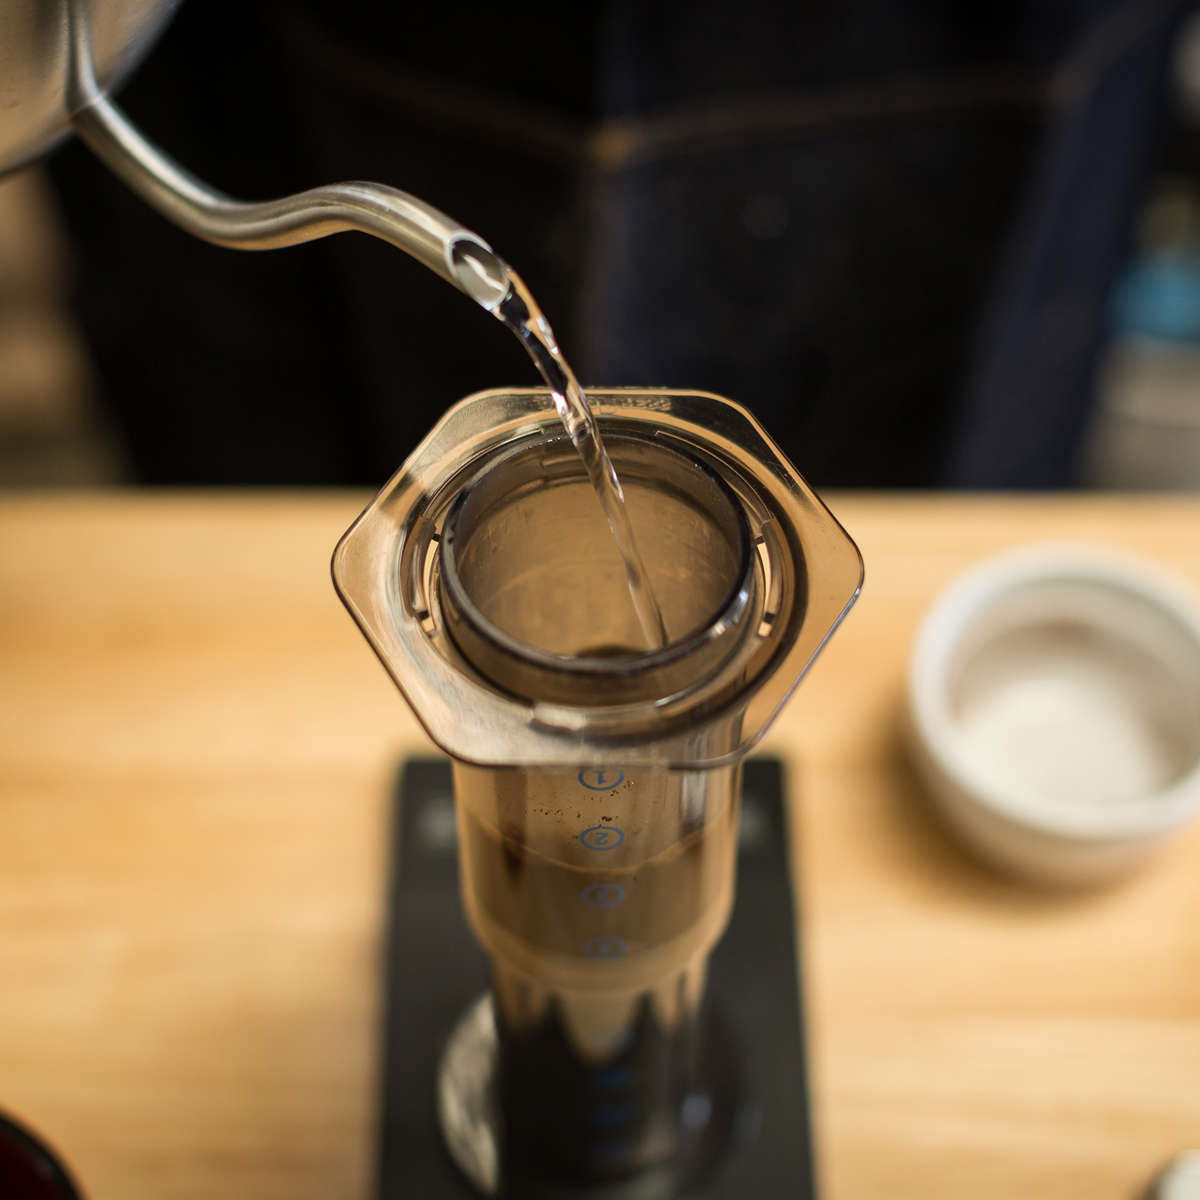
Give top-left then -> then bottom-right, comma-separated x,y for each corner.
907,542 -> 1200,843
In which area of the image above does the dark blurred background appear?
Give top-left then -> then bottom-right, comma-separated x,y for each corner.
2,0 -> 1199,489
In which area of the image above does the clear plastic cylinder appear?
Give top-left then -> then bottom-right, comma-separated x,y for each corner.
440,432 -> 753,1185
332,388 -> 863,1195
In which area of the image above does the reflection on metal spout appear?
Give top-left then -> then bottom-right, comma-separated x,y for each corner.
63,0 -> 510,311
450,239 -> 513,311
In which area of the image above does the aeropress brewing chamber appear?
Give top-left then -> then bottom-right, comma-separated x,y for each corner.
332,388 -> 862,1197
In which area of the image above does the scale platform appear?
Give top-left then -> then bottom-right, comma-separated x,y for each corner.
376,758 -> 815,1199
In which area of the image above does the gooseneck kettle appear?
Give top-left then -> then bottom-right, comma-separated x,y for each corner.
0,0 -> 514,311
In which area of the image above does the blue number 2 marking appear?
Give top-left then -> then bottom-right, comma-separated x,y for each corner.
579,825 -> 624,851
578,768 -> 625,791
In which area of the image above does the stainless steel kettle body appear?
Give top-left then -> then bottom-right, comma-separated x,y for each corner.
0,0 -> 515,315
0,0 -> 181,173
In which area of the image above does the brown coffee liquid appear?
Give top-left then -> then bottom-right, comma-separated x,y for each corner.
459,809 -> 723,969
454,767 -> 738,1186
462,805 -> 725,1184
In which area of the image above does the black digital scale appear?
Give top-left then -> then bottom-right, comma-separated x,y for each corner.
376,758 -> 815,1199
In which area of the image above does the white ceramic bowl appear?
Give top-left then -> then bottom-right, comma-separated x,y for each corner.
906,544 -> 1200,884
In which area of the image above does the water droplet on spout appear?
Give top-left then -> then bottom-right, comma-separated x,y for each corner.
449,237 -> 511,311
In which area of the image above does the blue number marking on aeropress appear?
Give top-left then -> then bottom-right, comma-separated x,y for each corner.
579,825 -> 624,851
580,882 -> 626,908
582,936 -> 628,958
578,768 -> 624,791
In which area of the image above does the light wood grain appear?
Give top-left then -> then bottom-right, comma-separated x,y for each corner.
1,492 -> 1198,1199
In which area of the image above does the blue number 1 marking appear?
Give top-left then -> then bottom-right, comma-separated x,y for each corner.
578,768 -> 625,791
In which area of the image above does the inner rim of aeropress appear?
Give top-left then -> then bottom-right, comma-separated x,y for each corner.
438,428 -> 755,680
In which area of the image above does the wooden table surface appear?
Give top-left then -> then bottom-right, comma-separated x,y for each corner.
1,492 -> 1198,1200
